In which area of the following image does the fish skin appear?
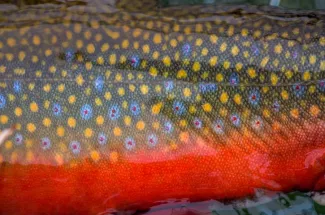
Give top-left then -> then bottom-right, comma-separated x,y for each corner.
0,0 -> 325,213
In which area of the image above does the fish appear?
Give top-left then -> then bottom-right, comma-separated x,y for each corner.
0,0 -> 325,214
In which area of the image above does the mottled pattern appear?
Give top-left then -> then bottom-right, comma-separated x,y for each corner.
0,0 -> 324,165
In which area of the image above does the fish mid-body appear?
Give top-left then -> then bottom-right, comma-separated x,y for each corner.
0,0 -> 325,214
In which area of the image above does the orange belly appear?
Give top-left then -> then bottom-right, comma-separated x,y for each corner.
1,121 -> 325,214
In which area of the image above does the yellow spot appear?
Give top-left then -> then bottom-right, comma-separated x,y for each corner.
26,151 -> 34,162
310,105 -> 320,117
153,34 -> 162,44
84,128 -> 93,138
177,69 -> 187,79
231,45 -> 239,56
76,74 -> 84,86
30,102 -> 38,112
85,62 -> 92,71
68,95 -> 76,104
210,35 -> 218,43
223,61 -> 230,69
290,109 -> 299,118
236,63 -> 243,72
152,102 -> 162,115
101,43 -> 109,52
179,132 -> 190,143
43,84 -> 51,92
170,39 -> 177,47
234,94 -> 242,105
57,84 -> 65,93
109,151 -> 119,163
136,121 -> 145,130
105,91 -> 112,100
142,44 -> 150,54
202,103 -> 212,112
14,107 -> 22,117
281,90 -> 289,100
113,127 -> 122,136
122,39 -> 129,49
195,38 -> 203,46
67,117 -> 76,128
57,126 -> 65,137
247,68 -> 257,78
86,43 -> 95,54
5,140 -> 12,150
28,83 -> 35,91
274,44 -> 282,54
309,55 -> 317,65
18,51 -> 26,61
55,153 -> 64,165
109,54 -> 116,65
14,68 -> 25,75
220,92 -> 229,103
140,85 -> 149,95
320,37 -> 325,46
27,123 -> 36,133
183,88 -> 191,97
0,115 -> 8,124
117,87 -> 125,96
7,38 -> 16,47
124,116 -> 131,126
44,100 -> 50,109
260,57 -> 269,68
163,56 -> 171,66
193,62 -> 201,72
270,73 -> 278,85
0,65 -> 6,73
33,35 -> 40,45
216,73 -> 223,82
90,151 -> 100,162
220,42 -> 227,52
209,56 -> 218,67
149,66 -> 158,77
43,118 -> 51,127
303,71 -> 311,81
285,70 -> 293,79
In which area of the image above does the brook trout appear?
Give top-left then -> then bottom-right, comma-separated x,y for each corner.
0,0 -> 325,214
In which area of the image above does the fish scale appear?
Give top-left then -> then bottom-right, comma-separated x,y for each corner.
0,0 -> 325,213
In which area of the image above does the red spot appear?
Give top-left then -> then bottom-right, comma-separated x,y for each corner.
175,106 -> 179,111
43,142 -> 47,146
84,110 -> 88,115
99,137 -> 104,141
296,85 -> 301,90
73,145 -> 77,149
232,117 -> 237,121
128,141 -> 133,145
251,95 -> 256,100
132,107 -> 136,111
112,109 -> 116,113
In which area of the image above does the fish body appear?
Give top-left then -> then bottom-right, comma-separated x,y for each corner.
0,1 -> 325,214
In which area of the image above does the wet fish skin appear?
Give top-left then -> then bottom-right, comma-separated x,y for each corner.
0,0 -> 325,214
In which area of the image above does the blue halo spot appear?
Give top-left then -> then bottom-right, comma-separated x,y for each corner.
94,76 -> 104,92
70,141 -> 81,154
248,89 -> 261,106
80,104 -> 93,120
41,137 -> 51,150
65,48 -> 75,62
182,43 -> 191,57
193,118 -> 203,129
293,84 -> 305,97
108,104 -> 120,120
173,101 -> 185,115
125,137 -> 136,150
0,94 -> 6,109
199,83 -> 217,93
229,73 -> 239,86
163,121 -> 174,134
147,134 -> 158,147
318,80 -> 325,92
130,101 -> 141,116
230,114 -> 241,127
14,133 -> 23,145
52,103 -> 62,116
130,55 -> 140,68
213,119 -> 224,134
164,81 -> 174,92
98,133 -> 108,145
13,81 -> 22,93
272,100 -> 280,112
